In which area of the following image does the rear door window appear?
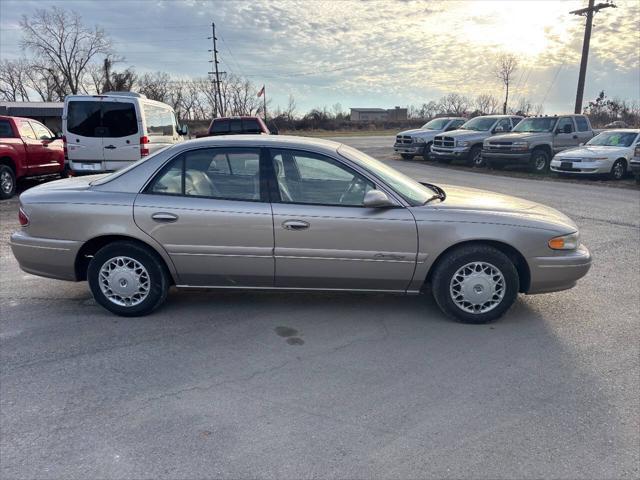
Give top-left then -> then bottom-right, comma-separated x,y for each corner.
30,122 -> 53,140
67,100 -> 138,137
101,102 -> 138,137
67,101 -> 101,137
0,120 -> 14,138
575,116 -> 590,132
557,117 -> 575,133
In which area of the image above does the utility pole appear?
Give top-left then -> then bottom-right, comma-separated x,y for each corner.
571,0 -> 616,114
208,22 -> 226,117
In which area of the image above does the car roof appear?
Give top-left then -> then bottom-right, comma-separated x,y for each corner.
212,116 -> 263,121
171,134 -> 343,153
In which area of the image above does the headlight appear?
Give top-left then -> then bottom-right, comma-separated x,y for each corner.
548,232 -> 579,250
457,140 -> 469,147
511,141 -> 528,151
414,137 -> 425,143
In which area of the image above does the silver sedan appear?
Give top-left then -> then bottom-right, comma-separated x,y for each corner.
10,135 -> 591,323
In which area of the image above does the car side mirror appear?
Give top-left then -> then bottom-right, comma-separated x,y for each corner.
55,131 -> 63,139
363,189 -> 396,208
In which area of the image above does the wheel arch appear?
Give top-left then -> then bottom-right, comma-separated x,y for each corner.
423,239 -> 531,293
532,144 -> 552,156
75,234 -> 176,284
0,155 -> 16,172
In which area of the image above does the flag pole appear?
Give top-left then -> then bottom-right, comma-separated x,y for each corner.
263,85 -> 267,121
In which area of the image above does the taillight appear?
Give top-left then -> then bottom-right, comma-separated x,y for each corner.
18,207 -> 29,226
62,135 -> 68,160
140,136 -> 150,157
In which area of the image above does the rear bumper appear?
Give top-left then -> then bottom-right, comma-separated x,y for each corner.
9,231 -> 81,281
481,150 -> 532,163
527,244 -> 592,294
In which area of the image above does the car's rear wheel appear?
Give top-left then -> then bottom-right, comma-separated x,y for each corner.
88,241 -> 169,316
400,154 -> 414,160
422,142 -> 433,161
0,165 -> 16,200
609,159 -> 626,180
529,149 -> 550,173
431,245 -> 519,323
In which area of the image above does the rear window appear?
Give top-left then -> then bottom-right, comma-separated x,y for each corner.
230,119 -> 242,133
0,120 -> 14,138
242,119 -> 262,133
211,119 -> 229,134
67,100 -> 138,138
575,116 -> 590,132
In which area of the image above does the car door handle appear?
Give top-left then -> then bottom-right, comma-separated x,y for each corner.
282,220 -> 310,231
572,135 -> 578,139
104,145 -> 116,149
151,212 -> 178,223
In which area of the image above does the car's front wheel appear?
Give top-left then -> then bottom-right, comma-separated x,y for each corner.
431,245 -> 519,323
529,149 -> 550,173
468,145 -> 484,167
88,241 -> 169,316
609,159 -> 626,180
422,142 -> 433,161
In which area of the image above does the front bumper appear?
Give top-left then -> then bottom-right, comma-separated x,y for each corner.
430,146 -> 470,159
550,159 -> 610,174
9,230 -> 81,281
393,143 -> 425,155
527,244 -> 592,294
481,150 -> 532,163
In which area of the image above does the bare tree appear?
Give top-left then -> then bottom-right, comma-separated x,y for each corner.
475,94 -> 500,115
285,94 -> 297,120
137,72 -> 172,102
20,6 -> 111,96
0,59 -> 32,101
494,53 -> 518,114
439,93 -> 471,115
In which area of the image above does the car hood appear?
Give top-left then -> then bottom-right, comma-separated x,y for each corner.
423,184 -> 577,232
555,145 -> 630,158
438,129 -> 490,141
397,128 -> 441,139
489,132 -> 551,143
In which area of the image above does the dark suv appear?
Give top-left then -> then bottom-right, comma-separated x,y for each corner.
207,116 -> 270,136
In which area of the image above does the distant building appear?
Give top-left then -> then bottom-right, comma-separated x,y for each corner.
350,106 -> 408,122
0,101 -> 64,131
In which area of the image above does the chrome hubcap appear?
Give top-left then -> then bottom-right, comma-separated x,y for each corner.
534,155 -> 546,171
450,262 -> 506,314
473,151 -> 483,166
99,256 -> 150,307
1,171 -> 13,194
613,162 -> 624,178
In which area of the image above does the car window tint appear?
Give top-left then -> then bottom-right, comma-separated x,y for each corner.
30,122 -> 53,140
452,120 -> 465,128
575,116 -> 590,132
144,104 -> 175,136
148,156 -> 184,195
0,120 -> 14,138
495,118 -> 511,131
271,149 -> 374,206
211,120 -> 229,134
101,102 -> 138,137
67,101 -> 101,137
18,121 -> 37,140
229,119 -> 242,133
511,117 -> 522,127
241,119 -> 261,133
557,117 -> 574,133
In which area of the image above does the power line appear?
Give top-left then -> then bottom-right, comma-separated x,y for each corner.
540,61 -> 565,107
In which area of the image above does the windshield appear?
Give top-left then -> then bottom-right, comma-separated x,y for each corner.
586,131 -> 638,147
422,118 -> 450,130
90,146 -> 170,186
338,144 -> 437,206
513,117 -> 557,133
460,117 -> 497,131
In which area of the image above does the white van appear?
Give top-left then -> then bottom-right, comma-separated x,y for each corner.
63,92 -> 188,173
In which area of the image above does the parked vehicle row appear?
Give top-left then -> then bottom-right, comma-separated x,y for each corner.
10,135 -> 591,323
396,114 -> 640,180
0,115 -> 64,199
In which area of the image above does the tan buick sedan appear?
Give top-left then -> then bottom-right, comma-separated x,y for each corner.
10,136 -> 591,323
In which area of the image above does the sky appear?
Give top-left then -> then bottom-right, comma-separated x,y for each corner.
1,0 -> 638,115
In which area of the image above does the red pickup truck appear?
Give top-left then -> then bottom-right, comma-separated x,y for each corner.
0,115 -> 65,199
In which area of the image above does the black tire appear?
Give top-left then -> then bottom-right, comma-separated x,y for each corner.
422,143 -> 433,161
529,149 -> 550,173
431,244 -> 519,324
88,241 -> 170,317
0,164 -> 16,200
400,154 -> 414,160
609,159 -> 626,180
468,145 -> 484,167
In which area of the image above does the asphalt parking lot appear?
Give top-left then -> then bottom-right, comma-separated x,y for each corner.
1,136 -> 639,479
